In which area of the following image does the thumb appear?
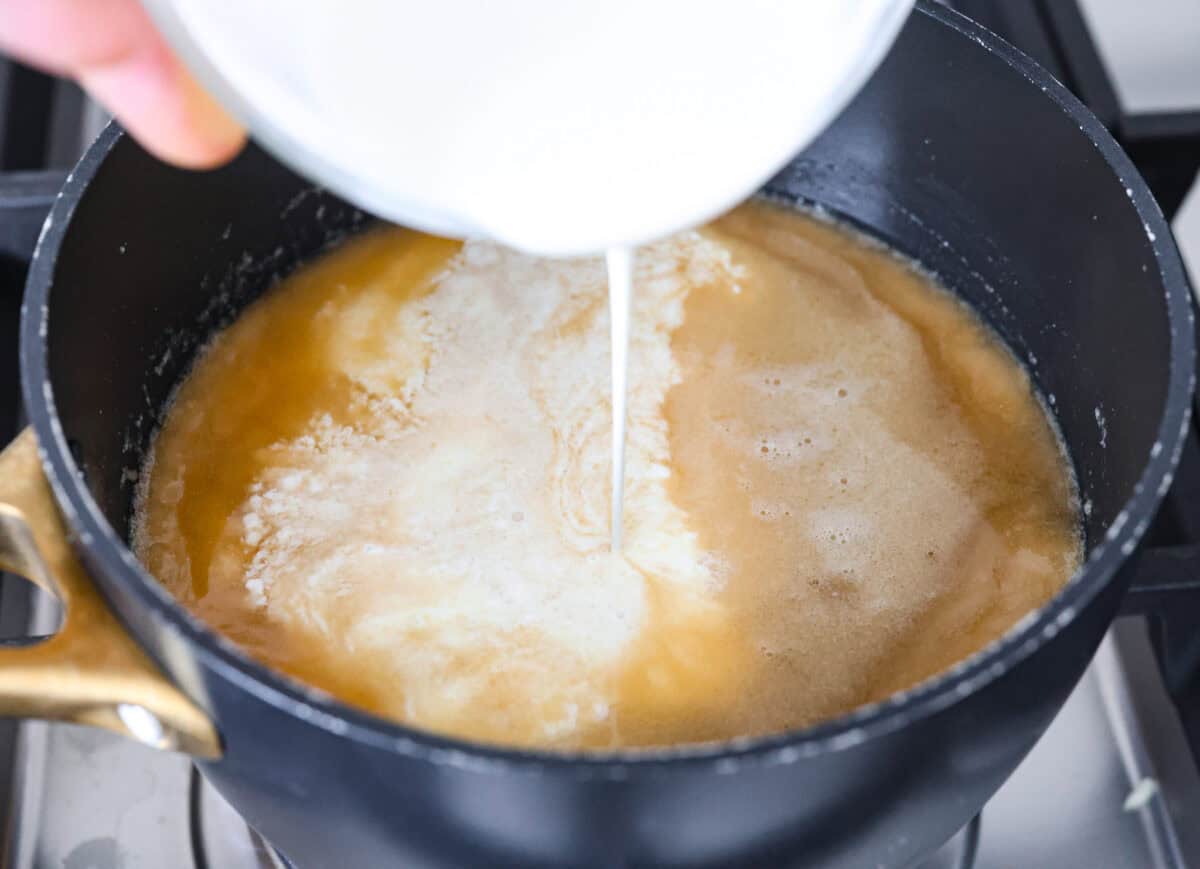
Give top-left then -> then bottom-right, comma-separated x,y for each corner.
0,0 -> 245,169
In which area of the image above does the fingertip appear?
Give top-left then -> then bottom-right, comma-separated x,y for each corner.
164,75 -> 248,170
129,112 -> 247,171
81,42 -> 247,170
170,130 -> 249,171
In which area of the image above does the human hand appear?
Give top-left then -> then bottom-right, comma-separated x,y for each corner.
0,0 -> 244,168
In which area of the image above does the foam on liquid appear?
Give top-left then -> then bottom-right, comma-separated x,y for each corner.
133,202 -> 1082,750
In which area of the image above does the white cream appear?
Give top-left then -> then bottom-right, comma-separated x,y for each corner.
145,0 -> 914,254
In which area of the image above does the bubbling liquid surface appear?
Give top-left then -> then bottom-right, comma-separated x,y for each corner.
133,202 -> 1081,750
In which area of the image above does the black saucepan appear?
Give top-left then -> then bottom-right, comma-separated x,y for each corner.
0,3 -> 1196,867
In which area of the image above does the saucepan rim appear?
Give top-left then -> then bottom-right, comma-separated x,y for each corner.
18,0 -> 1196,776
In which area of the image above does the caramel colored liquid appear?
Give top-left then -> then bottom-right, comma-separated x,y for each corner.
134,202 -> 1080,749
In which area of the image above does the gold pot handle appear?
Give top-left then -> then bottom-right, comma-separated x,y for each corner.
0,428 -> 221,758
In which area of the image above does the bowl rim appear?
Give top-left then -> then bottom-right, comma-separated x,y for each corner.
20,0 -> 1197,776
